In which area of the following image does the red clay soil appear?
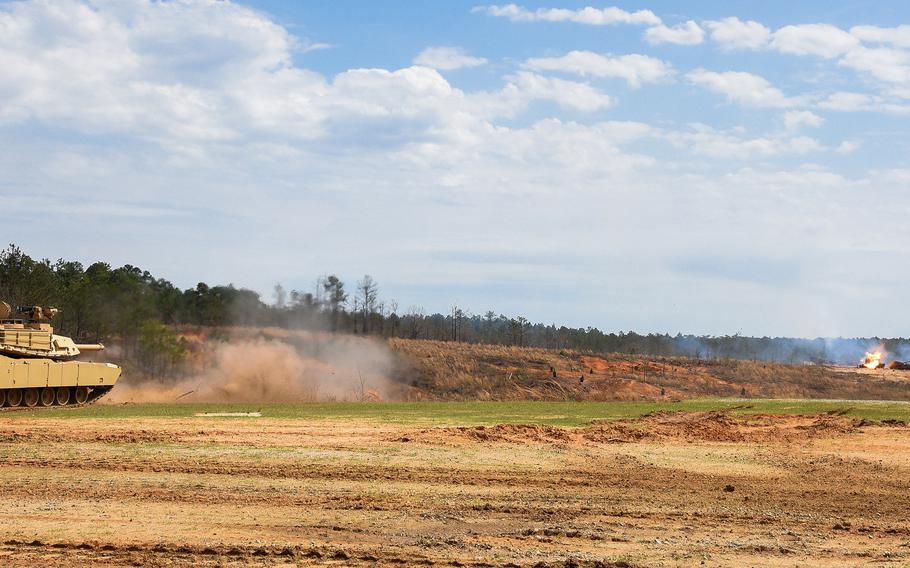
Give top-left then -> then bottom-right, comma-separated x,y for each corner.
390,338 -> 910,401
397,411 -> 877,446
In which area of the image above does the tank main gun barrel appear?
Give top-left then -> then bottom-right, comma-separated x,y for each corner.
74,343 -> 105,352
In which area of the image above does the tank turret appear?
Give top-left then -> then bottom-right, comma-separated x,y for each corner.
0,301 -> 106,360
0,300 -> 120,408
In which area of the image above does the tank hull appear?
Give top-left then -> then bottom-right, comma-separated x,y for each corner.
0,354 -> 120,408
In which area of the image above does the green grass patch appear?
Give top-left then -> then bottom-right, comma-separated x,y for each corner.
7,398 -> 910,426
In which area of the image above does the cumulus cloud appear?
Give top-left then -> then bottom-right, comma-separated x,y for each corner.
497,72 -> 614,112
471,4 -> 660,26
3,0 -> 910,337
705,17 -> 771,50
414,46 -> 488,70
839,46 -> 910,85
850,25 -> 910,49
817,91 -> 910,114
522,52 -> 673,88
694,18 -> 910,94
687,69 -> 799,108
818,92 -> 874,112
662,124 -> 822,160
0,0 -> 623,152
644,21 -> 705,46
835,140 -> 860,154
0,0 -> 296,138
770,24 -> 859,58
784,110 -> 824,130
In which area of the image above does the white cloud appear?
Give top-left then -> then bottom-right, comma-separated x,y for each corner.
644,21 -> 704,46
496,72 -> 614,112
835,140 -> 860,155
522,52 -> 673,88
687,69 -> 798,108
784,110 -> 824,130
818,91 -> 910,114
839,46 -> 910,85
695,19 -> 910,92
0,0 -> 296,137
414,46 -> 488,70
5,0 -> 910,337
301,42 -> 334,54
705,17 -> 771,50
663,124 -> 822,160
850,25 -> 910,49
873,168 -> 910,184
0,0 -> 619,150
471,119 -> 655,176
770,24 -> 859,58
471,4 -> 660,26
818,92 -> 874,112
887,86 -> 910,99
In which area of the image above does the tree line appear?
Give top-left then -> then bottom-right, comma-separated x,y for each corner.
1,244 -> 906,376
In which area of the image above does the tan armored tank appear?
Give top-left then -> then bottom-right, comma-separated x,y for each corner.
0,301 -> 120,408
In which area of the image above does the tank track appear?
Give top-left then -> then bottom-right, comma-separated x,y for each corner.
0,386 -> 114,412
86,385 -> 114,404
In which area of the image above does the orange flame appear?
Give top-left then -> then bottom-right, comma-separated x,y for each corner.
861,351 -> 884,369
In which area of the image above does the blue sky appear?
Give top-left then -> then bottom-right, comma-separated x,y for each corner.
1,0 -> 909,337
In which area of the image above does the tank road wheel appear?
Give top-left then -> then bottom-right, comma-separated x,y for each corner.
7,389 -> 23,407
23,389 -> 39,407
0,390 -> 6,407
55,387 -> 71,406
40,388 -> 55,407
74,387 -> 90,405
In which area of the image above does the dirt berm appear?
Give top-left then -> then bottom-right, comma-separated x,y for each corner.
396,411 -> 896,445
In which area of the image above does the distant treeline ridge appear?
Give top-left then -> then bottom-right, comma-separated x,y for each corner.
0,245 -> 905,376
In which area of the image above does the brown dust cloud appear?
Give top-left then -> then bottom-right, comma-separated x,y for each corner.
105,329 -> 403,404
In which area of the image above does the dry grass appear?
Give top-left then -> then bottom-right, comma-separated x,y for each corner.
140,328 -> 910,403
389,338 -> 910,401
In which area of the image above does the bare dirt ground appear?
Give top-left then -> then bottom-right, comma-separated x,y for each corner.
0,411 -> 908,566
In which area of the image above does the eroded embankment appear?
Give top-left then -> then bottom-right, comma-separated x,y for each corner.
395,411 -> 903,445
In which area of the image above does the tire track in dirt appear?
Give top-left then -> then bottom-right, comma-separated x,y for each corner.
1,413 -> 909,566
0,538 -> 640,567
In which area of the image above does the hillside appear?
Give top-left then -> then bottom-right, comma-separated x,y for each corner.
390,338 -> 910,401
107,327 -> 910,403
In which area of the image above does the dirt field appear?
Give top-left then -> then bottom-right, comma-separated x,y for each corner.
0,404 -> 909,566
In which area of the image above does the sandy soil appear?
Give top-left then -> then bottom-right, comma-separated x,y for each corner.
0,411 -> 908,566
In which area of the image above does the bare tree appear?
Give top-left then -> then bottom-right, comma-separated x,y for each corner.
405,305 -> 425,339
272,283 -> 286,308
387,299 -> 400,337
356,275 -> 379,334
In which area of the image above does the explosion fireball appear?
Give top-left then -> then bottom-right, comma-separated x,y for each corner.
861,351 -> 884,369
